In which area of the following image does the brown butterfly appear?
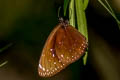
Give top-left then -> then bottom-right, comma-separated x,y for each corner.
38,18 -> 88,77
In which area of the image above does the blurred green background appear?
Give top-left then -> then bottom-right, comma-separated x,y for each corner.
0,0 -> 120,80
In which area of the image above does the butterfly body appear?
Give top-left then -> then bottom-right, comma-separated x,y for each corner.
38,18 -> 88,77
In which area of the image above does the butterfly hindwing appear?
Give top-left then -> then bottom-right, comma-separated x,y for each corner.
55,25 -> 87,65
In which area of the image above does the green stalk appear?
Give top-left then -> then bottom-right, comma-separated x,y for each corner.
0,61 -> 8,67
0,43 -> 13,67
98,0 -> 120,29
0,43 -> 13,53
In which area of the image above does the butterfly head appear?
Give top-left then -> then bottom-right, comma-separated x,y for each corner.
59,17 -> 69,27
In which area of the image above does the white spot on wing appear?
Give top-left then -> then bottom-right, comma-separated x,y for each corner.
54,62 -> 56,64
52,54 -> 55,57
43,67 -> 45,71
61,54 -> 63,57
39,64 -> 42,69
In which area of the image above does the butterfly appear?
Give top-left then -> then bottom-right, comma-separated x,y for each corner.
38,17 -> 88,77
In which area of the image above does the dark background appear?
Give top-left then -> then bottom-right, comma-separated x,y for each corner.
0,0 -> 120,80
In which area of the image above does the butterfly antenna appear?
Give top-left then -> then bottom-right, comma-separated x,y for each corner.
69,8 -> 72,20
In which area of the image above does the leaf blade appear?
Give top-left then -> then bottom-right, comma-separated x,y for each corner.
64,0 -> 70,16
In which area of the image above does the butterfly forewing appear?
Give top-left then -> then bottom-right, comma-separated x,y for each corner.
38,24 -> 67,77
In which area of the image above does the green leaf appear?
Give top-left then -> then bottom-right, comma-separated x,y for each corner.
75,0 -> 88,40
75,0 -> 88,65
83,0 -> 89,10
64,0 -> 70,16
69,0 -> 75,27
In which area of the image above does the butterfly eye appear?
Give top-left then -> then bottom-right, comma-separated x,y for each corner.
38,20 -> 88,77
